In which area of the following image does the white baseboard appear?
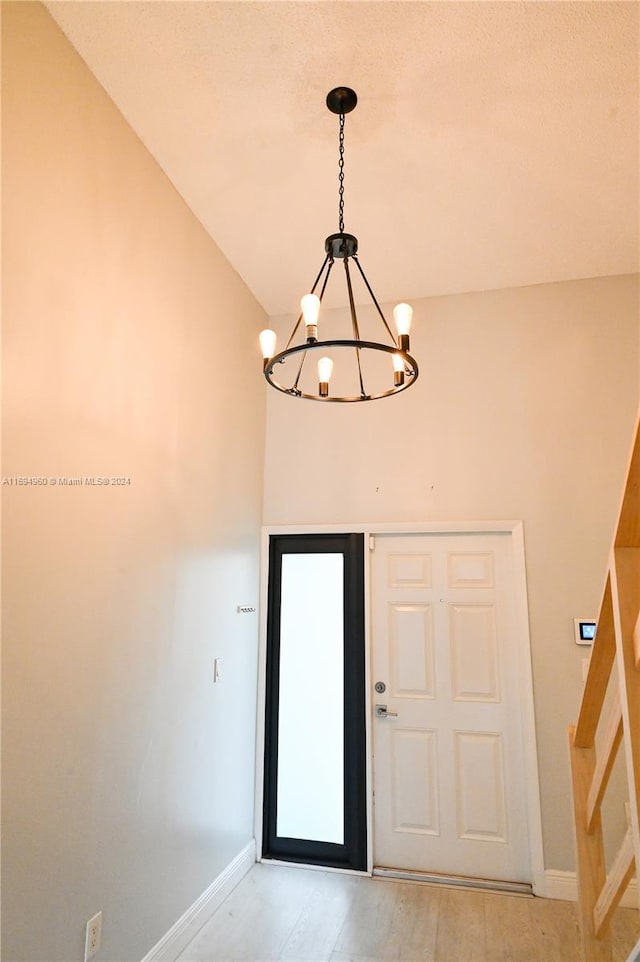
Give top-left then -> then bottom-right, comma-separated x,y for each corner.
544,869 -> 638,908
141,839 -> 256,962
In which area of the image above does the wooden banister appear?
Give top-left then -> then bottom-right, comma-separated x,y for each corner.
569,411 -> 640,961
574,577 -> 616,748
615,427 -> 640,548
569,726 -> 610,960
593,830 -> 635,937
586,691 -> 622,834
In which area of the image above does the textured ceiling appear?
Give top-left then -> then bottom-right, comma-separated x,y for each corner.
46,1 -> 639,316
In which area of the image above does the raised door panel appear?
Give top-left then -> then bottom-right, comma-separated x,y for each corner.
447,552 -> 495,588
389,604 -> 435,699
454,731 -> 508,843
450,604 -> 500,703
388,553 -> 432,589
390,728 -> 440,836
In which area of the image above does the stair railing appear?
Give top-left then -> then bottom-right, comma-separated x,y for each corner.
569,414 -> 640,960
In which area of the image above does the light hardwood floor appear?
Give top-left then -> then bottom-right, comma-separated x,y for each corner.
177,863 -> 639,962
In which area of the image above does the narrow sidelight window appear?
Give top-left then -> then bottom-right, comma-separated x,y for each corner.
263,533 -> 366,870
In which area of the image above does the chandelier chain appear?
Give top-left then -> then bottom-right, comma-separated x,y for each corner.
338,112 -> 345,233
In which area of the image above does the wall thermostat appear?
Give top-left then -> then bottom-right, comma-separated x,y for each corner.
574,618 -> 597,646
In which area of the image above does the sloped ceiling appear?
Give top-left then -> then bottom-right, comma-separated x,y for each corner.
46,1 -> 639,315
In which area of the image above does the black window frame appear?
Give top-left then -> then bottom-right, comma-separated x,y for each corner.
262,532 -> 367,871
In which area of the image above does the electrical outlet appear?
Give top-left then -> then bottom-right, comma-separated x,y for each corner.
84,911 -> 102,962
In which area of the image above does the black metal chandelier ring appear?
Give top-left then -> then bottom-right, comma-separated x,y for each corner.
264,340 -> 418,402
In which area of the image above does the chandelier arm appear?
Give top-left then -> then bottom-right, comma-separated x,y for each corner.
317,257 -> 335,303
291,348 -> 307,395
285,315 -> 304,352
285,252 -> 331,350
343,257 -> 361,340
355,349 -> 366,399
344,258 -> 366,398
352,255 -> 398,345
310,251 -> 332,296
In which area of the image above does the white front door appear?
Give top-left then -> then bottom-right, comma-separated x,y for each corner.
371,532 -> 531,884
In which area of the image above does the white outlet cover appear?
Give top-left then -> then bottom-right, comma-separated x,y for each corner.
84,911 -> 102,962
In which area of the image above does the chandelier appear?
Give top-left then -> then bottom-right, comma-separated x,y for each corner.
259,87 -> 418,402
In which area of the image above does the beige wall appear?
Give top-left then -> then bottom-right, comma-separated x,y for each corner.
3,3 -> 639,957
2,4 -> 266,960
263,273 -> 639,873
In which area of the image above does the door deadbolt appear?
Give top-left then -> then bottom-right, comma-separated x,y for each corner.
374,681 -> 386,694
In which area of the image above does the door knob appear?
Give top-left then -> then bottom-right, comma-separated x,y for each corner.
375,704 -> 398,718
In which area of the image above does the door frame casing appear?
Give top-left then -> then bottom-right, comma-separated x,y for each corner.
255,520 -> 545,895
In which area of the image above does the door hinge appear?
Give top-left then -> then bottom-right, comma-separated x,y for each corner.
369,535 -> 375,551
